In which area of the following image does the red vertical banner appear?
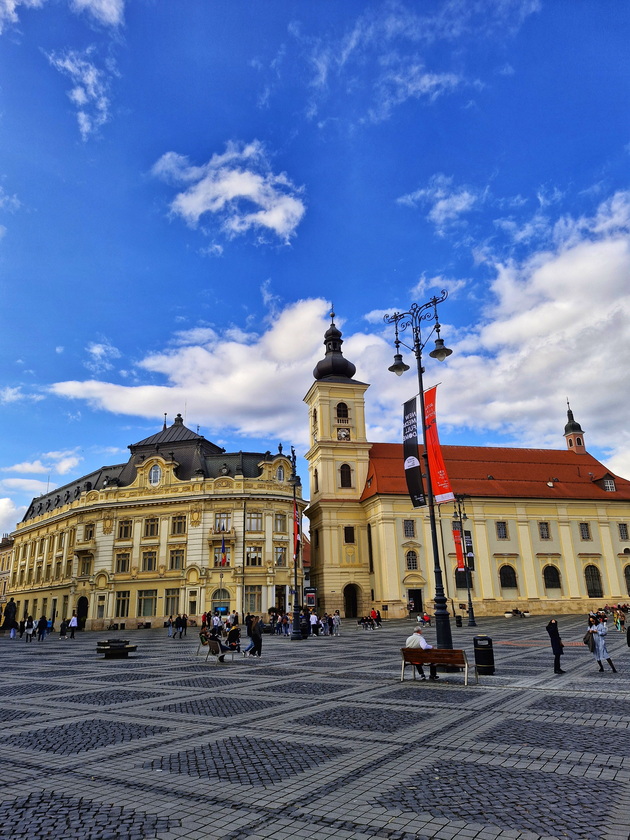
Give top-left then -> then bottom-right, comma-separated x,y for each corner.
452,522 -> 465,570
293,500 -> 300,561
424,385 -> 455,504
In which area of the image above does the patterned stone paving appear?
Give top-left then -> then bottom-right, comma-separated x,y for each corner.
1,614 -> 630,840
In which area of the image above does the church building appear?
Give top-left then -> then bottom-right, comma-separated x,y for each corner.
304,315 -> 630,618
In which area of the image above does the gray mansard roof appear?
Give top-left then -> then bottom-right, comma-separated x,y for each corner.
21,414 -> 282,523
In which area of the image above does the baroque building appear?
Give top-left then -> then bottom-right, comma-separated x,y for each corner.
9,415 -> 304,629
304,315 -> 630,618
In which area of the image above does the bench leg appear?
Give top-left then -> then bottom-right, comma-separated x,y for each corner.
464,664 -> 468,686
401,660 -> 405,682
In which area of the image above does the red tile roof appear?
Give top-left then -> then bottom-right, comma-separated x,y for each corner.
360,443 -> 630,502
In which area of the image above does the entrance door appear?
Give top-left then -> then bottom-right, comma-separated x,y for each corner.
343,584 -> 359,618
407,588 -> 423,615
275,585 -> 286,613
77,596 -> 89,630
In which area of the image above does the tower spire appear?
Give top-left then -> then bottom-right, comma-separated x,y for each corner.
564,400 -> 586,453
312,309 -> 357,381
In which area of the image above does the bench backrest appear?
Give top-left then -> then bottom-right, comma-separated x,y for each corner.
400,647 -> 467,666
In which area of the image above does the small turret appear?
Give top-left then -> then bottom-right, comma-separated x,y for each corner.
313,309 -> 357,381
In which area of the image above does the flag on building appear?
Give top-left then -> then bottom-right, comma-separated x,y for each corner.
220,533 -> 227,566
424,385 -> 455,504
293,499 -> 300,561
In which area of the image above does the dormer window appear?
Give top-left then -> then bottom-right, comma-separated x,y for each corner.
604,478 -> 616,492
149,465 -> 162,486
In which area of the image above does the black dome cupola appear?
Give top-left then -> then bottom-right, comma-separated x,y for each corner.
313,309 -> 357,381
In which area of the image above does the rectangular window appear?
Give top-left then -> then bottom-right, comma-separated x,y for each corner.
117,519 -> 132,540
344,526 -> 355,544
579,522 -> 592,541
619,523 -> 629,541
65,558 -> 73,578
137,590 -> 157,617
79,557 -> 91,576
165,588 -> 179,616
142,550 -> 157,572
274,513 -> 287,533
244,585 -> 262,613
115,553 -> 130,574
455,569 -> 469,589
275,546 -> 287,566
246,511 -> 263,531
246,546 -> 263,566
403,519 -> 415,538
144,517 -> 159,538
314,529 -> 319,549
68,529 -> 75,548
215,512 -> 231,531
115,591 -> 130,618
213,545 -> 231,567
169,548 -> 184,570
45,563 -> 52,581
84,524 -> 95,541
171,515 -> 186,535
55,561 -> 62,579
538,521 -> 551,540
57,532 -> 65,551
496,521 -> 508,540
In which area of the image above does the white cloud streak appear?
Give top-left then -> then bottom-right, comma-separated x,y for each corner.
0,0 -> 123,33
0,497 -> 26,533
152,141 -> 306,245
47,47 -> 114,140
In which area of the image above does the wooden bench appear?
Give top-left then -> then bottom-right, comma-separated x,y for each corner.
96,639 -> 137,659
400,647 -> 477,686
196,637 -> 235,664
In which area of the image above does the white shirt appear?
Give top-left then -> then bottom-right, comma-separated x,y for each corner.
405,632 -> 432,650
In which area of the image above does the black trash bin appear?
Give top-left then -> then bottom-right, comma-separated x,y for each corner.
455,615 -> 463,628
473,635 -> 495,675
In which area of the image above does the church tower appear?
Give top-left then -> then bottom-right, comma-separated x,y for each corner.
303,312 -> 372,616
564,402 -> 586,454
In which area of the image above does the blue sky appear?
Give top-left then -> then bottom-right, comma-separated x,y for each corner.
1,0 -> 630,531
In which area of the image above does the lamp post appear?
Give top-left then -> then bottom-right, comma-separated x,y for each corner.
453,494 -> 477,627
385,290 -> 453,650
289,446 -> 303,641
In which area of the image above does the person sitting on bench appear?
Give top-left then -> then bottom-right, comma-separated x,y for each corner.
208,624 -> 232,662
404,626 -> 439,680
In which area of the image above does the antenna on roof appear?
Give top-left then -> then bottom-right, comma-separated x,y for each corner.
163,413 -> 167,430
197,425 -> 200,434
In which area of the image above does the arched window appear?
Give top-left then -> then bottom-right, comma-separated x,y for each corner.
585,564 -> 603,598
336,402 -> 349,419
543,565 -> 562,589
276,466 -> 285,481
576,437 -> 582,446
406,550 -> 418,570
339,463 -> 352,488
211,588 -> 230,614
568,439 -> 574,448
314,469 -> 319,493
499,565 -> 517,588
624,565 -> 630,597
312,409 -> 318,436
149,465 -> 162,486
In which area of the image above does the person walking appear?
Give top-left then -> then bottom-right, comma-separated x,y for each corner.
69,610 -> 78,639
36,615 -> 48,642
166,616 -> 173,637
24,615 -> 34,643
588,615 -> 617,672
546,619 -> 565,674
332,610 -> 341,636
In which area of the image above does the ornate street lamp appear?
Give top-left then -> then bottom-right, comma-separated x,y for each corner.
385,290 -> 453,649
289,446 -> 303,641
453,494 -> 477,627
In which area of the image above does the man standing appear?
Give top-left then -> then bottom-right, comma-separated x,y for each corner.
404,626 -> 439,680
68,610 -> 79,639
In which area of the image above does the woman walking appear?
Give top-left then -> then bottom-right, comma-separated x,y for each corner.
546,619 -> 565,674
588,615 -> 617,672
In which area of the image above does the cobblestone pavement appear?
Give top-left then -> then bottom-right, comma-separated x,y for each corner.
1,615 -> 629,840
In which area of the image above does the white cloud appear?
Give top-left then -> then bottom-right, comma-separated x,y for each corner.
70,0 -> 123,26
1,460 -> 48,474
368,62 -> 462,122
152,140 -> 306,245
47,47 -> 115,140
0,478 -> 49,494
1,449 -> 81,477
50,299 -> 330,444
398,174 -> 480,235
0,497 -> 26,533
0,0 -> 44,34
0,0 -> 122,33
0,386 -> 43,404
0,187 -> 20,212
84,339 -> 121,373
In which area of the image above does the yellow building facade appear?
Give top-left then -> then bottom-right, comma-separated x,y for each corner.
9,415 -> 304,629
305,317 -> 630,618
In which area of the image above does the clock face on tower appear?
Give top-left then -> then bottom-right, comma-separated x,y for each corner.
337,428 -> 350,441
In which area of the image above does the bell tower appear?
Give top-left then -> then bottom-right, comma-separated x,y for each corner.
303,311 -> 372,616
564,401 -> 586,454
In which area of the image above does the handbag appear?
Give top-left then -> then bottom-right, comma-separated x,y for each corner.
583,631 -> 595,651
